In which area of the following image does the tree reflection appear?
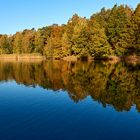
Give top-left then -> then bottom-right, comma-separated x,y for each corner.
0,60 -> 139,112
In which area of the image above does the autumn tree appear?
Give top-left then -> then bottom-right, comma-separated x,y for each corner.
44,25 -> 63,59
12,32 -> 23,54
0,4 -> 139,59
34,27 -> 49,54
0,35 -> 11,54
21,29 -> 35,53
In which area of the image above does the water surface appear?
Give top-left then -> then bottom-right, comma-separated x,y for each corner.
0,60 -> 140,140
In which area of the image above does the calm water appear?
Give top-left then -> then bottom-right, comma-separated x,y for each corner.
0,60 -> 140,140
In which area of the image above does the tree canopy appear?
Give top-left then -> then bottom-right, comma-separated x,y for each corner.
0,4 -> 139,59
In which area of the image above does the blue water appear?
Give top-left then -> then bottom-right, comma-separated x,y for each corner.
0,81 -> 140,140
0,61 -> 139,140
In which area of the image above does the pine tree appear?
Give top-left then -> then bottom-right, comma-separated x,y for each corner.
131,4 -> 140,54
106,5 -> 133,56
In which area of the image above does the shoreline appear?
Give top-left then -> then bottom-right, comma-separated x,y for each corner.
0,54 -> 46,61
0,54 -> 139,63
61,55 -> 140,63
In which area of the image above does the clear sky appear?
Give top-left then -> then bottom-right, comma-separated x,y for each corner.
0,0 -> 139,34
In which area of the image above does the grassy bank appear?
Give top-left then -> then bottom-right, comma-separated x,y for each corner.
0,54 -> 140,63
0,54 -> 46,61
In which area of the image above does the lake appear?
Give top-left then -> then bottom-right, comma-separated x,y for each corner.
0,60 -> 140,140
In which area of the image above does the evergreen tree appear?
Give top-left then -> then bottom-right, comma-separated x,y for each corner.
88,19 -> 112,58
71,17 -> 89,58
106,5 -> 133,56
131,4 -> 140,54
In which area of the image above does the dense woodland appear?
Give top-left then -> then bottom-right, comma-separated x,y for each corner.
0,60 -> 139,111
0,4 -> 140,59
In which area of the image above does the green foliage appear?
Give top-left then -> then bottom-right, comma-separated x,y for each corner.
131,4 -> 140,54
88,19 -> 112,58
106,5 -> 133,56
0,4 -> 139,59
91,7 -> 111,28
71,17 -> 89,58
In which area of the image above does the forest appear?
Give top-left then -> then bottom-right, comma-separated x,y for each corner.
0,4 -> 140,60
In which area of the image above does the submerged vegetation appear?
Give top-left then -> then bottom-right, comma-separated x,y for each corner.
0,4 -> 140,60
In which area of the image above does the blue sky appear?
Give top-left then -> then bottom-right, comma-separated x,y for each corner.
0,0 -> 139,34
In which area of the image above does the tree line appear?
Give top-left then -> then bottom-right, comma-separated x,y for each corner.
0,4 -> 140,59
